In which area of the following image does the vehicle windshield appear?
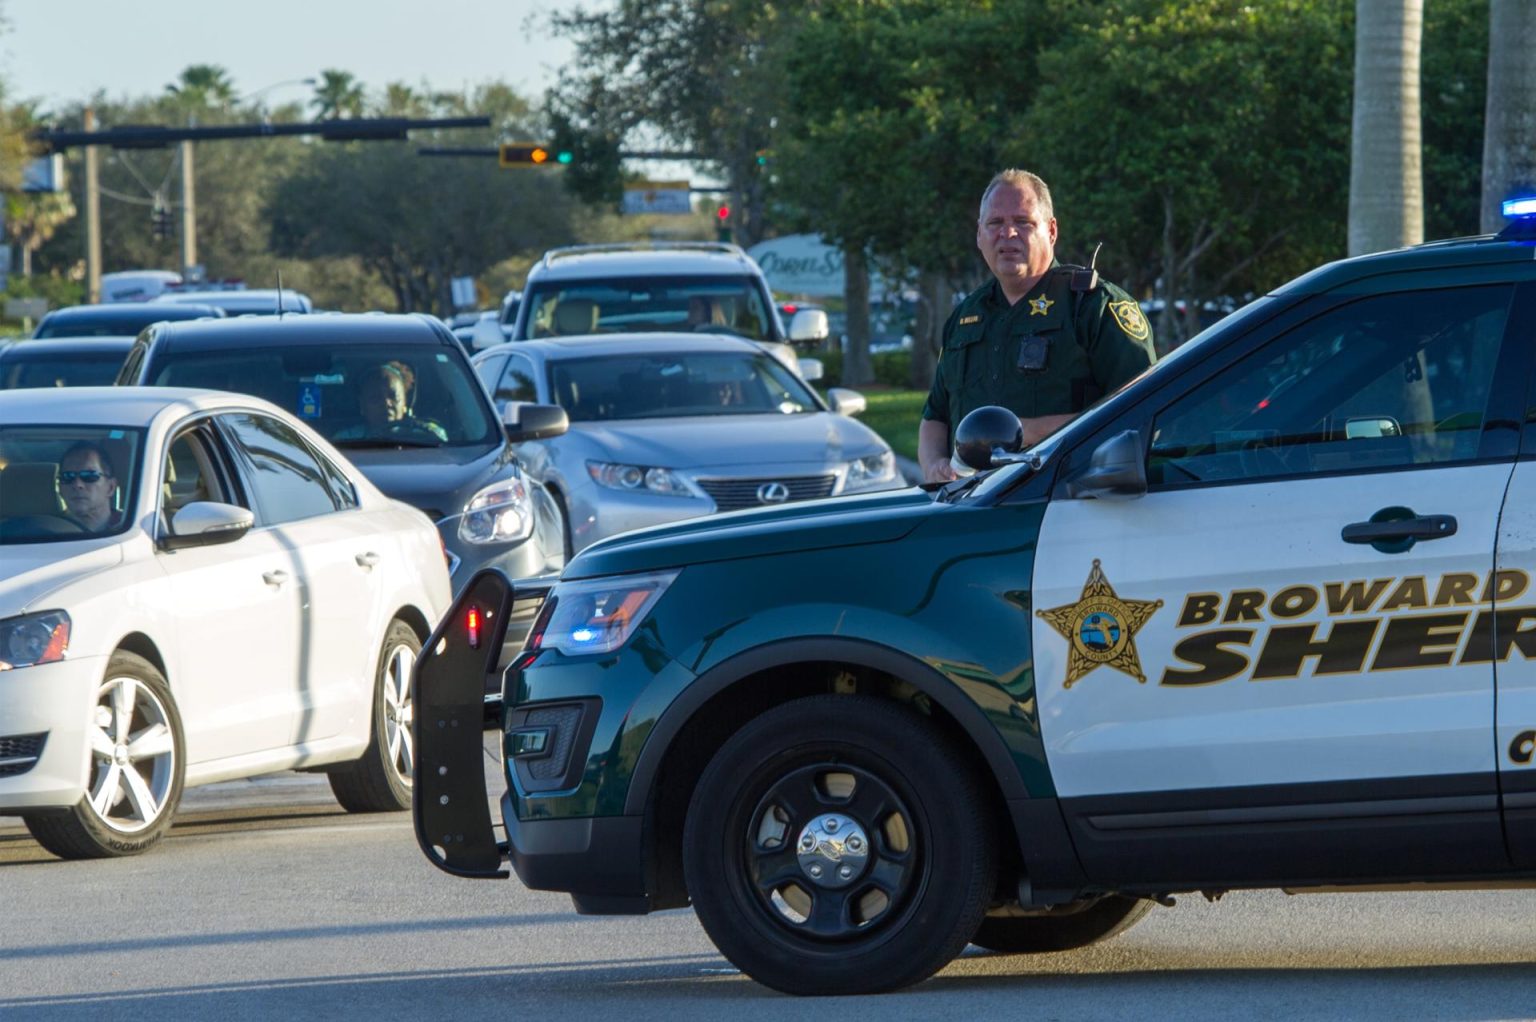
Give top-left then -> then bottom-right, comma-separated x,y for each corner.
147,343 -> 499,447
549,351 -> 821,421
2,352 -> 129,389
0,426 -> 145,544
526,275 -> 775,340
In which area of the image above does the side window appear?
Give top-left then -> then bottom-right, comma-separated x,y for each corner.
497,354 -> 539,404
1148,285 -> 1514,487
475,354 -> 508,392
161,426 -> 227,521
309,443 -> 359,510
115,340 -> 147,385
217,412 -> 339,525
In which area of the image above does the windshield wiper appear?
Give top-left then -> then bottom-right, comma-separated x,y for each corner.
332,438 -> 444,449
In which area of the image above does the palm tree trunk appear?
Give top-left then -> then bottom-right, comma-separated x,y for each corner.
1480,0 -> 1536,234
1348,0 -> 1424,256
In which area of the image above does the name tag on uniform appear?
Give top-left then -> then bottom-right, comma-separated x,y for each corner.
958,315 -> 981,325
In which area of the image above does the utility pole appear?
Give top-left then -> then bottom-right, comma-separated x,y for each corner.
180,139 -> 197,275
83,107 -> 102,303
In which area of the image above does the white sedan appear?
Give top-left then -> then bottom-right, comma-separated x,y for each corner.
0,388 -> 451,859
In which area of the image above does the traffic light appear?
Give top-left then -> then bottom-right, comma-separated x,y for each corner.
151,204 -> 173,241
716,205 -> 731,243
498,142 -> 574,168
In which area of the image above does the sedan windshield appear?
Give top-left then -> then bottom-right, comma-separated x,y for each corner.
148,344 -> 499,447
2,351 -> 129,389
0,426 -> 144,544
526,276 -> 775,340
550,352 -> 821,421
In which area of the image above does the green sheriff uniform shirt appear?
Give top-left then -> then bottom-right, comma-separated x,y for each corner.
922,262 -> 1156,438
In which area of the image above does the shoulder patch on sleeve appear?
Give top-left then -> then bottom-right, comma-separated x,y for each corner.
1107,299 -> 1151,342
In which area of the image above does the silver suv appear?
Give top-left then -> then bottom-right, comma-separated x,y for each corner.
511,242 -> 829,376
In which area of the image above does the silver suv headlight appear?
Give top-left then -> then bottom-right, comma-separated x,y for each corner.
587,461 -> 692,497
458,479 -> 534,544
845,451 -> 897,490
0,610 -> 71,671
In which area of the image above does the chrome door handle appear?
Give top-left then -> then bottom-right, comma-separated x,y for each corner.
355,551 -> 380,568
262,569 -> 289,587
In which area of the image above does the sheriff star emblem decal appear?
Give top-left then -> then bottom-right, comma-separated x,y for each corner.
1038,560 -> 1163,688
1028,294 -> 1054,316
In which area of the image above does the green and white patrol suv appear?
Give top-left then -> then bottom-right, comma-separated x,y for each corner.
414,202 -> 1536,995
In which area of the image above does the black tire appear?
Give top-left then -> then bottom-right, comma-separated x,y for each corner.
971,895 -> 1153,954
24,651 -> 185,859
682,694 -> 997,996
548,487 -> 574,560
329,619 -> 420,813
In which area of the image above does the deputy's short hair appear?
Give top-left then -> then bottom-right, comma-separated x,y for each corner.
978,169 -> 1054,222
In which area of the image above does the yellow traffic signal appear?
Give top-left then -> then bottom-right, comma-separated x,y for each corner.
498,142 -> 574,168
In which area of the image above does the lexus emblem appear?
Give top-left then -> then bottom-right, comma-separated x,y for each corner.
756,481 -> 791,504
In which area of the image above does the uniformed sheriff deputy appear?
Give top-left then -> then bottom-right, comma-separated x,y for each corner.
919,169 -> 1157,483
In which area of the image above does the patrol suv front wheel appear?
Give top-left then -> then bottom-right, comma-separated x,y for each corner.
682,694 -> 997,996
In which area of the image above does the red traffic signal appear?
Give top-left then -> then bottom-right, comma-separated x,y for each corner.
716,205 -> 731,221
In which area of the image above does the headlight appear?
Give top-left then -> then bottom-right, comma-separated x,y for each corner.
458,478 -> 533,545
527,570 -> 678,656
587,461 -> 692,497
0,610 -> 71,672
846,450 -> 897,488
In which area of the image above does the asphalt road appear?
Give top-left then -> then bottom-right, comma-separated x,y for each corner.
5,740 -> 1536,1021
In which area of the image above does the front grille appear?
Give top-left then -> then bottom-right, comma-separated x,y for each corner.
0,732 -> 46,778
695,474 -> 836,511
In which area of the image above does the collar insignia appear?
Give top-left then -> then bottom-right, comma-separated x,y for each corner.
1038,560 -> 1163,688
1028,294 -> 1054,317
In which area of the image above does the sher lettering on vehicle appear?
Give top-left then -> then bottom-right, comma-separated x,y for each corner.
1160,569 -> 1535,686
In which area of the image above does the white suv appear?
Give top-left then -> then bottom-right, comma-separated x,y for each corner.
511,242 -> 829,377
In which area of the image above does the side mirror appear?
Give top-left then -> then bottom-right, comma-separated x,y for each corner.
161,501 -> 254,550
954,405 -> 1025,471
1063,430 -> 1147,500
1345,416 -> 1402,439
826,387 -> 867,417
788,308 -> 830,344
797,357 -> 825,382
503,402 -> 568,443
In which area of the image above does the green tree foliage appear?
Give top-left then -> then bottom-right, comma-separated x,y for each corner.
165,65 -> 238,108
267,141 -> 590,314
312,70 -> 366,120
545,0 -> 801,244
1020,0 -> 1354,345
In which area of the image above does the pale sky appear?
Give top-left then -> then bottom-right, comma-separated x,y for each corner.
3,0 -> 588,110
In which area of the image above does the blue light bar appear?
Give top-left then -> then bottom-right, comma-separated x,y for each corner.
1503,196 -> 1536,218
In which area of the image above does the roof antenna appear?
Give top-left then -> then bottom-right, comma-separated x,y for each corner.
275,269 -> 286,317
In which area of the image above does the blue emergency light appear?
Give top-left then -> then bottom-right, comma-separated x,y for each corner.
1497,194 -> 1536,242
1503,196 -> 1536,219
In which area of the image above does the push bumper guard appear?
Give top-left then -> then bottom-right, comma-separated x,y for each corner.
412,569 -> 555,879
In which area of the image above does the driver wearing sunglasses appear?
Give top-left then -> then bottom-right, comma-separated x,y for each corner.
58,441 -> 122,532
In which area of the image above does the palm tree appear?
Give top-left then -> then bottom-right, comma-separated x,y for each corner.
1480,0 -> 1536,233
1348,0 -> 1424,256
311,70 -> 367,120
166,64 -> 237,107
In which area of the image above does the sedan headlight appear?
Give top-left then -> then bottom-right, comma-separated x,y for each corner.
587,461 -> 692,497
527,570 -> 678,656
845,450 -> 897,489
0,610 -> 71,672
458,479 -> 534,545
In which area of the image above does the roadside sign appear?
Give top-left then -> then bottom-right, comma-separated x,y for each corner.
6,297 -> 48,320
621,182 -> 692,215
450,276 -> 477,309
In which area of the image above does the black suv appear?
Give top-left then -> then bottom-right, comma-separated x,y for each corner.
116,314 -> 569,653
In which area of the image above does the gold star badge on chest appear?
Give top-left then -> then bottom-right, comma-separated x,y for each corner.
1028,294 -> 1054,316
1038,560 -> 1163,688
